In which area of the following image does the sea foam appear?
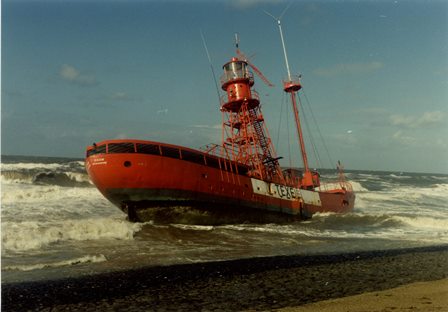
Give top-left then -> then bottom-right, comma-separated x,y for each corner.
348,181 -> 369,192
2,218 -> 143,252
0,162 -> 68,171
392,215 -> 448,231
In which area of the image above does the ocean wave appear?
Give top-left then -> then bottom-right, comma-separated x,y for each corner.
348,181 -> 369,192
1,159 -> 89,188
219,224 -> 305,235
389,173 -> 412,179
1,159 -> 85,170
218,222 -> 388,241
0,162 -> 66,171
33,172 -> 91,187
0,171 -> 35,184
1,184 -> 100,205
1,170 -> 91,187
217,212 -> 448,242
218,213 -> 389,234
2,218 -> 143,252
429,175 -> 448,181
355,182 -> 448,209
3,254 -> 107,271
391,215 -> 448,231
431,183 -> 448,195
357,173 -> 381,179
311,212 -> 403,229
170,224 -> 215,231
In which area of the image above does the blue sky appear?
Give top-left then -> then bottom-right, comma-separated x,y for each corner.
2,0 -> 447,173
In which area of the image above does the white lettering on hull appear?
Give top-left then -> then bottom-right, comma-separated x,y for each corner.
86,157 -> 108,170
92,157 -> 107,165
250,178 -> 322,206
250,179 -> 300,201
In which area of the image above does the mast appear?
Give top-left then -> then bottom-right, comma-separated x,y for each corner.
268,12 -> 315,188
277,19 -> 292,81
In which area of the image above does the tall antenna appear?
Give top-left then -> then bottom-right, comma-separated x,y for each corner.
200,30 -> 221,104
234,32 -> 240,52
264,3 -> 293,81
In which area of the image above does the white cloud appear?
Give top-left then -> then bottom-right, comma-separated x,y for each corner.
392,130 -> 417,146
59,64 -> 98,86
389,115 -> 415,127
115,133 -> 129,139
191,124 -> 221,130
60,64 -> 79,80
390,111 -> 446,128
109,92 -> 139,102
157,108 -> 169,115
435,138 -> 448,149
111,92 -> 128,100
418,111 -> 446,126
313,62 -> 383,77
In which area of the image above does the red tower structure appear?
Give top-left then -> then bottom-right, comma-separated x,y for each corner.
219,56 -> 283,183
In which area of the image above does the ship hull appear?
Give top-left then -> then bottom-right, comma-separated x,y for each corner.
86,140 -> 354,223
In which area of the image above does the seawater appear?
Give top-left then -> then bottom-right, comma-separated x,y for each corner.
2,155 -> 447,283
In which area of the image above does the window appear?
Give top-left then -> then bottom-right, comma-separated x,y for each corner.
237,164 -> 248,175
205,156 -> 220,170
181,150 -> 205,165
136,143 -> 160,155
86,144 -> 106,157
161,146 -> 180,159
108,143 -> 135,154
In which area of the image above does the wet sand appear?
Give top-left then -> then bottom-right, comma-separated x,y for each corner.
2,245 -> 447,311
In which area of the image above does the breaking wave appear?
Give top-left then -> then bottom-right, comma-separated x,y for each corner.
1,170 -> 91,187
170,224 -> 215,231
1,160 -> 90,187
211,210 -> 448,244
3,254 -> 107,272
1,184 -> 100,208
391,215 -> 448,231
347,181 -> 368,192
389,173 -> 412,179
2,218 -> 143,252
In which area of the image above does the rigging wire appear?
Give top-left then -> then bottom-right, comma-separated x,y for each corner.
275,91 -> 285,150
297,94 -> 321,170
301,90 -> 335,169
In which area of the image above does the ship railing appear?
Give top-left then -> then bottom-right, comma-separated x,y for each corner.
220,71 -> 254,86
283,75 -> 302,85
220,90 -> 260,106
200,143 -> 232,160
317,181 -> 353,192
283,75 -> 302,92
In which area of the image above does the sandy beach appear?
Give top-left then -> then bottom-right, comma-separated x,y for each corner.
2,245 -> 447,311
276,278 -> 448,312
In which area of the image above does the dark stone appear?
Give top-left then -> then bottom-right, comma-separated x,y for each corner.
2,245 -> 448,311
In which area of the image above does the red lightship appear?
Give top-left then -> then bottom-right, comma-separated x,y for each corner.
85,22 -> 355,223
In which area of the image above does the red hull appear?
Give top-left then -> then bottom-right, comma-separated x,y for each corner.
86,139 -> 355,223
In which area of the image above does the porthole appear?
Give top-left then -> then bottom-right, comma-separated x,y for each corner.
124,161 -> 132,167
